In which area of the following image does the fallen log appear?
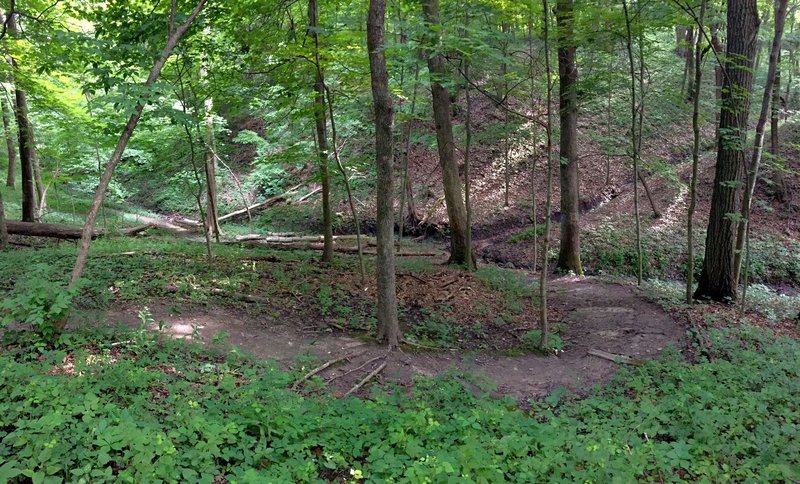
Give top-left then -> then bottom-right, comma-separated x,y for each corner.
5,221 -> 157,240
234,234 -> 374,244
238,239 -> 441,256
217,184 -> 313,224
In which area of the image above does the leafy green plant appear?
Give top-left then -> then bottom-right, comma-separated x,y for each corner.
0,267 -> 78,346
521,330 -> 565,354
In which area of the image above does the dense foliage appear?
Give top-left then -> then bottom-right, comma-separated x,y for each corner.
0,324 -> 797,482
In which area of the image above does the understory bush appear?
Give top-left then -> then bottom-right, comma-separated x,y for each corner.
0,325 -> 798,482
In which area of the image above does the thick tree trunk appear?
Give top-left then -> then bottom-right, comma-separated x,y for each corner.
422,0 -> 471,267
733,0 -> 788,286
308,0 -> 335,264
695,0 -> 759,302
69,0 -> 207,286
367,0 -> 400,349
555,0 -> 583,275
7,13 -> 36,222
2,96 -> 16,188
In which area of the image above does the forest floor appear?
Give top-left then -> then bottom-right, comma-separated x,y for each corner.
72,272 -> 684,402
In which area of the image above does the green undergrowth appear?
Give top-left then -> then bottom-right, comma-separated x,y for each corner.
0,323 -> 798,482
582,222 -> 800,287
0,239 -> 541,352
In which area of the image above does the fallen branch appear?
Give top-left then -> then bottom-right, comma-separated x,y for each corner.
588,349 -> 643,366
327,354 -> 387,383
217,183 -> 308,224
343,362 -> 387,397
292,354 -> 355,390
238,239 -> 442,256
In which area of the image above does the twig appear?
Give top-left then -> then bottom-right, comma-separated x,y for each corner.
343,362 -> 387,397
327,354 -> 387,383
398,273 -> 428,285
291,354 -> 355,390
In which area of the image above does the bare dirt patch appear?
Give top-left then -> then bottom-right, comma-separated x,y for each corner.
78,276 -> 684,402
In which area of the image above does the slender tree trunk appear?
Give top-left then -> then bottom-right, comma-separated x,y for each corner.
771,53 -> 781,154
308,0 -> 335,263
368,0 -> 400,348
555,0 -> 583,275
464,12 -> 474,272
539,0 -> 555,350
2,96 -> 16,188
694,0 -> 759,302
687,0 -> 706,304
0,190 -> 7,249
326,86 -> 365,280
204,96 -> 221,242
423,0 -> 472,268
32,142 -> 45,219
528,8 -> 538,272
398,45 -> 421,244
734,0 -> 788,286
683,26 -> 696,102
502,22 -> 511,208
69,0 -> 207,286
7,13 -> 36,222
622,0 -> 643,286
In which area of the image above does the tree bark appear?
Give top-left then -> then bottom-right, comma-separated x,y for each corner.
687,0 -> 706,304
7,12 -> 36,222
204,96 -> 221,241
368,0 -> 401,349
2,95 -> 16,188
422,0 -> 472,267
622,0 -> 643,286
69,0 -> 207,286
695,0 -> 759,302
555,0 -> 583,275
539,0 -> 555,350
308,0 -> 334,264
733,0 -> 788,286
0,190 -> 7,249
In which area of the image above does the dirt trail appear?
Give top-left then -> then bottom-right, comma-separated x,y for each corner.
85,277 -> 683,402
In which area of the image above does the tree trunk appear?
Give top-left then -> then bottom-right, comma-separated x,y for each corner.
32,142 -> 45,219
368,0 -> 400,349
2,95 -> 16,188
204,96 -> 221,242
771,54 -> 781,155
694,0 -> 759,302
0,190 -> 7,249
539,0 -> 555,350
308,0 -> 335,264
733,0 -> 788,286
683,26 -> 695,102
464,11 -> 474,271
7,13 -> 36,222
422,0 -> 472,267
69,0 -> 207,286
687,0 -> 707,304
622,0 -> 643,286
397,43 -> 421,242
555,0 -> 583,275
